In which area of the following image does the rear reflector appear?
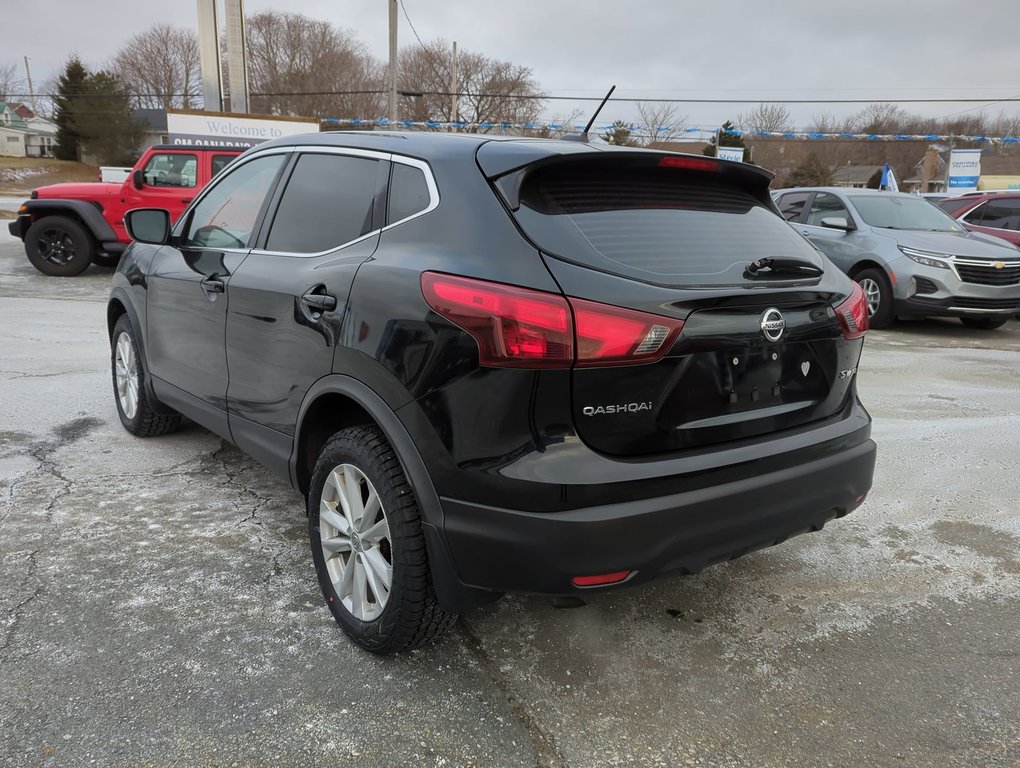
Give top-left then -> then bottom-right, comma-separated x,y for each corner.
571,571 -> 633,588
835,281 -> 869,340
422,273 -> 684,369
658,156 -> 718,172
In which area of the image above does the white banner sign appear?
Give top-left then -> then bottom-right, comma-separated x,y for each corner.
717,146 -> 745,163
947,149 -> 982,193
166,110 -> 318,149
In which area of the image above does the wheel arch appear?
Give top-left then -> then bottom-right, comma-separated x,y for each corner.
848,258 -> 892,282
107,289 -> 176,416
293,375 -> 500,613
22,200 -> 117,245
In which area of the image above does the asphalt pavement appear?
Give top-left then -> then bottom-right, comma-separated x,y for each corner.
1,230 -> 1018,767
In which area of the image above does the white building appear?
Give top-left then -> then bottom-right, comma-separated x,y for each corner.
0,102 -> 58,158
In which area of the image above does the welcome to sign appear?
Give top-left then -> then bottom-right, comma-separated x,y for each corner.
166,109 -> 320,149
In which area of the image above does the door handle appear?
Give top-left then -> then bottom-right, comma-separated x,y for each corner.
201,276 -> 225,294
181,198 -> 193,204
301,291 -> 337,312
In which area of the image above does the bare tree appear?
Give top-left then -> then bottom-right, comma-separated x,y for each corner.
112,24 -> 201,110
398,39 -> 543,131
637,101 -> 686,146
738,103 -> 793,133
247,11 -> 383,120
736,103 -> 793,171
0,61 -> 22,102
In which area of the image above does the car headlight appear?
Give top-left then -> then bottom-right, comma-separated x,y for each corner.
898,246 -> 952,270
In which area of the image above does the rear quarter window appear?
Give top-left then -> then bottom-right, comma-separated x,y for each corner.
513,161 -> 822,287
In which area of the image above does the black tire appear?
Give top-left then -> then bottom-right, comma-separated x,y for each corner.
92,252 -> 122,269
111,315 -> 181,437
24,215 -> 95,276
853,267 -> 895,329
308,425 -> 454,654
960,317 -> 1007,330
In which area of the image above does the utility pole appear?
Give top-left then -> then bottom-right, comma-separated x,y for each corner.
23,56 -> 37,113
388,0 -> 398,124
449,41 -> 458,131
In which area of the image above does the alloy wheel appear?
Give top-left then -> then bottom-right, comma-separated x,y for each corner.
858,277 -> 882,317
38,229 -> 76,265
114,332 -> 139,420
318,464 -> 393,621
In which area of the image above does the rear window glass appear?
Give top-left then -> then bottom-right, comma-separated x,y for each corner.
512,161 -> 822,287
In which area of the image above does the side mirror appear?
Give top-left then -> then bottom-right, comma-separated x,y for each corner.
821,216 -> 853,232
125,208 -> 171,245
132,169 -> 144,190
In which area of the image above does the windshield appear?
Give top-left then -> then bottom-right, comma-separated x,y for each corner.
849,195 -> 964,232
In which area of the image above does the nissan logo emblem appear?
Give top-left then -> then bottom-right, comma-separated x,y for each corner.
761,308 -> 785,342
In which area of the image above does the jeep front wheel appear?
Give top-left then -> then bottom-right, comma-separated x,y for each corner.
24,215 -> 95,276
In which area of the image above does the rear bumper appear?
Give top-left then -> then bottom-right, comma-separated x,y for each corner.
440,437 -> 876,594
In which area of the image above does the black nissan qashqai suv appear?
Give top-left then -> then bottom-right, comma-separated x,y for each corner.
108,132 -> 876,653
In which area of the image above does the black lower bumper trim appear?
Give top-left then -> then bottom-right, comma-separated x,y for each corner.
441,438 -> 876,594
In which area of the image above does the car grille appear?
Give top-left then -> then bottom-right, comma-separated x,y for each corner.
954,257 -> 1020,286
949,296 -> 1020,311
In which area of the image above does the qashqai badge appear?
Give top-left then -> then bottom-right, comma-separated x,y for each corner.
760,308 -> 785,342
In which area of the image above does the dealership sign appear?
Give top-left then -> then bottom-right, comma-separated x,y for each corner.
717,146 -> 745,163
166,109 -> 319,149
947,149 -> 982,193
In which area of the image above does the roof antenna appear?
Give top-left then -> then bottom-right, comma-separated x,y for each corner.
563,84 -> 616,142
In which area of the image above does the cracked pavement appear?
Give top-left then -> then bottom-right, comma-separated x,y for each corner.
1,232 -> 1019,767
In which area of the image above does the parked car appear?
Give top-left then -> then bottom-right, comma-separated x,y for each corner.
8,145 -> 243,276
774,187 -> 1020,329
110,133 -> 876,653
937,191 -> 1020,247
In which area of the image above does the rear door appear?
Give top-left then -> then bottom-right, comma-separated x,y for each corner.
497,155 -> 865,455
224,148 -> 389,473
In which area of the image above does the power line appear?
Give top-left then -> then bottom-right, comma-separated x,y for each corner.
398,0 -> 427,49
9,90 -> 1020,105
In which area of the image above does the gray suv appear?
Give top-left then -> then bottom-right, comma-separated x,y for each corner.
774,188 -> 1020,329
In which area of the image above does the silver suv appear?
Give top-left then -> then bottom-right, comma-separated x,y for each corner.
774,188 -> 1020,330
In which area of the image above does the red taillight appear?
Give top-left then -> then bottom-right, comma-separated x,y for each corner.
835,281 -> 869,340
658,156 -> 718,172
571,570 -> 633,588
421,273 -> 684,369
421,272 -> 573,368
572,298 -> 684,367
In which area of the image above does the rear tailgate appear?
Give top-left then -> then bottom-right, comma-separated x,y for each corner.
484,149 -> 867,456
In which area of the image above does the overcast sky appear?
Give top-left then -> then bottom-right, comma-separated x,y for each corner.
4,0 -> 1020,134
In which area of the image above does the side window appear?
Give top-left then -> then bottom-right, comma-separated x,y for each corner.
938,198 -> 974,217
265,153 -> 380,253
211,154 -> 236,177
387,163 -> 431,225
142,153 -> 198,188
776,192 -> 810,222
806,193 -> 851,227
967,198 -> 1020,230
183,154 -> 286,249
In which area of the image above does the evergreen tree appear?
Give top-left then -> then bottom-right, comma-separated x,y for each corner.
53,57 -> 89,161
601,120 -> 636,146
703,119 -> 748,161
74,71 -> 143,165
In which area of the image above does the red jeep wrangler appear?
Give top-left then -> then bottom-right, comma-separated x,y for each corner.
8,145 -> 243,276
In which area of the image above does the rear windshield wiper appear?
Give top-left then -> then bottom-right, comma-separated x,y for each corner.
744,257 -> 823,279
